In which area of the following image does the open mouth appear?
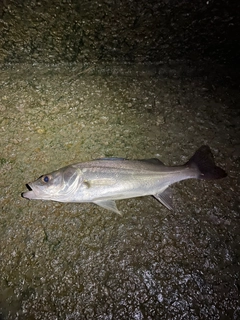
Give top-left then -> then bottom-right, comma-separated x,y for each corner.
21,183 -> 37,200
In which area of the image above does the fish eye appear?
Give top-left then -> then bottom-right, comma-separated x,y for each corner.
42,176 -> 49,183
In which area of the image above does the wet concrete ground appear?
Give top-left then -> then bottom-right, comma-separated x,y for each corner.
0,62 -> 239,319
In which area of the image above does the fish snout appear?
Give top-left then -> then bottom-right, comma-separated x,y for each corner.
22,183 -> 36,200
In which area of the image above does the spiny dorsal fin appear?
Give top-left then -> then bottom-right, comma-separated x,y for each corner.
94,157 -> 125,161
94,157 -> 165,166
139,158 -> 165,165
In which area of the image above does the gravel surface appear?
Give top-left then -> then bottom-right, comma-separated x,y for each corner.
0,62 -> 239,319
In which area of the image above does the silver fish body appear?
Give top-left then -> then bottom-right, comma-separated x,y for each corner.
22,145 -> 227,214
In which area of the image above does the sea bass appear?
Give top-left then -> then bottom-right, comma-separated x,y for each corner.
22,145 -> 227,214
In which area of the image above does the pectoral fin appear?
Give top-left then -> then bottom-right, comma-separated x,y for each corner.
153,187 -> 173,210
93,200 -> 122,215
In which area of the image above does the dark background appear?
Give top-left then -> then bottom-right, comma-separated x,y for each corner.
0,0 -> 239,66
0,1 -> 239,320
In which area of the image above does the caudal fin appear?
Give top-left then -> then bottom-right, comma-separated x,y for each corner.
186,145 -> 227,180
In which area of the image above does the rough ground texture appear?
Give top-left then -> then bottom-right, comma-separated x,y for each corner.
0,0 -> 239,64
0,62 -> 239,319
0,0 -> 240,319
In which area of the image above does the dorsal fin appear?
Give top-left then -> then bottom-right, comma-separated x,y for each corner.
139,158 -> 165,165
94,157 -> 164,165
94,157 -> 125,161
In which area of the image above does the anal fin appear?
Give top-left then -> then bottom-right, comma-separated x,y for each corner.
153,187 -> 173,210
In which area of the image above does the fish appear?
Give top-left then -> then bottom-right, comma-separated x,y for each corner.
22,145 -> 227,214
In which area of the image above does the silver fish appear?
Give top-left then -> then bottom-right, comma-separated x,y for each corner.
22,145 -> 227,214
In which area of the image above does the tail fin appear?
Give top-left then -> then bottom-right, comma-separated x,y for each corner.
186,145 -> 227,180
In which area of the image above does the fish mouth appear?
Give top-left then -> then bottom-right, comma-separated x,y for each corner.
22,183 -> 38,200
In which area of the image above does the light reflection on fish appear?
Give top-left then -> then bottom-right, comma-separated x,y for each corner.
22,145 -> 227,214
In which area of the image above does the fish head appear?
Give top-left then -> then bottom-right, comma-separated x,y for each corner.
22,166 -> 81,201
